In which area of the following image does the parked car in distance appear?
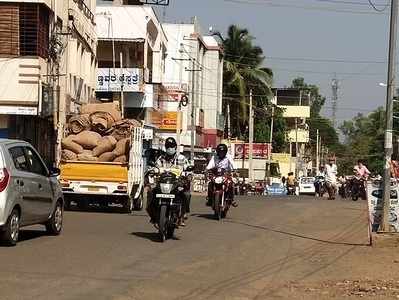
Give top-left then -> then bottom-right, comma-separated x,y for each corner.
0,140 -> 64,246
266,182 -> 287,196
298,177 -> 316,195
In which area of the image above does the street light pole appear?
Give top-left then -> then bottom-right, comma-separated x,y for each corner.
381,0 -> 398,232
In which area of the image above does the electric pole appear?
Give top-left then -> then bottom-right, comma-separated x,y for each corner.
331,75 -> 339,129
381,0 -> 398,232
120,52 -> 124,118
190,58 -> 196,163
249,89 -> 254,183
316,129 -> 320,175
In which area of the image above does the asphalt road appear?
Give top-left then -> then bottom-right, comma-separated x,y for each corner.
0,195 -> 372,300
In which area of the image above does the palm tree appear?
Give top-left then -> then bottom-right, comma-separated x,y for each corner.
218,25 -> 274,139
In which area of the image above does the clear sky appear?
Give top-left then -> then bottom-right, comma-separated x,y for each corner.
98,0 -> 392,124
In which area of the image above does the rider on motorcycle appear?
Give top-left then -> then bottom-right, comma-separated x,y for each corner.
351,160 -> 370,200
354,160 -> 370,179
147,137 -> 191,226
205,143 -> 236,206
286,172 -> 296,194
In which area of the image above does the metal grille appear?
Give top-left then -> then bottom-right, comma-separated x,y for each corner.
20,4 -> 49,58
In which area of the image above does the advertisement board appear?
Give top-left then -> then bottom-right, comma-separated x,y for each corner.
367,180 -> 399,232
147,111 -> 182,130
234,143 -> 271,159
97,68 -> 141,92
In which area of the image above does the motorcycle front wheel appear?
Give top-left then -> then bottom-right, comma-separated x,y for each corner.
214,193 -> 222,221
159,205 -> 168,242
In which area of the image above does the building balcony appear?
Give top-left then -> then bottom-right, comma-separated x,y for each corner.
278,105 -> 310,119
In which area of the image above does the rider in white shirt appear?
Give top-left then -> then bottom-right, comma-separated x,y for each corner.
206,144 -> 236,206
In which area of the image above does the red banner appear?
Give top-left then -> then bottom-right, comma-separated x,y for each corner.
234,143 -> 271,159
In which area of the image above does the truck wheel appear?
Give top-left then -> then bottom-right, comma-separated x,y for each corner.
133,193 -> 144,211
124,197 -> 133,213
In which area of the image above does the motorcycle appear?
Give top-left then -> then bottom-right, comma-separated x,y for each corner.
287,185 -> 296,195
314,176 -> 326,197
350,176 -> 365,201
148,166 -> 193,242
209,168 -> 234,220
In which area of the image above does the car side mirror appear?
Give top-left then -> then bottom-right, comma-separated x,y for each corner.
49,167 -> 61,177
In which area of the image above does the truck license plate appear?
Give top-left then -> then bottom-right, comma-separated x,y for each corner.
156,194 -> 175,199
88,187 -> 100,192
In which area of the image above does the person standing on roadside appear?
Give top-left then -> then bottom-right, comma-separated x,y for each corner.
325,157 -> 338,200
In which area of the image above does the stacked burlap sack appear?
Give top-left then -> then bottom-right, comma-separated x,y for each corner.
61,103 -> 139,163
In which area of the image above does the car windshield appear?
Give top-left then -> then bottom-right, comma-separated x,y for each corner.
301,177 -> 314,184
271,183 -> 281,188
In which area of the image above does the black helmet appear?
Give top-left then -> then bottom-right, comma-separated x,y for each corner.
165,137 -> 177,156
216,144 -> 228,159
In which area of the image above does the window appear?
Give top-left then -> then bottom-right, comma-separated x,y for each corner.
9,147 -> 29,171
0,3 -> 49,58
24,147 -> 47,176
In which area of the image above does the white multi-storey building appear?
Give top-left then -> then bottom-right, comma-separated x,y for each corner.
161,19 -> 224,153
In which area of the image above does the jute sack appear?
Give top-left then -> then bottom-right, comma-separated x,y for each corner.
77,150 -> 97,161
98,152 -> 117,162
61,135 -> 84,154
81,103 -> 121,122
113,155 -> 127,163
61,149 -> 77,161
68,114 -> 91,134
112,138 -> 130,157
73,131 -> 102,150
90,112 -> 115,134
93,136 -> 117,157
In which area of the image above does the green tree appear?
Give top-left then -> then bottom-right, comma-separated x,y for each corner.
221,25 -> 274,139
339,108 -> 385,174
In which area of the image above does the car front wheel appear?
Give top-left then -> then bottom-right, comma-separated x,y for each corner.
45,200 -> 63,235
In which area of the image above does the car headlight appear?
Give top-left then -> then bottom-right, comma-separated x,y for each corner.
160,183 -> 173,194
215,177 -> 223,184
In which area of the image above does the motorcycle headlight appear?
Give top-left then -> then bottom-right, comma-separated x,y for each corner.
215,177 -> 223,184
178,186 -> 185,192
160,183 -> 173,194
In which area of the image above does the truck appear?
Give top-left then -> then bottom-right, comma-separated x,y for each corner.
59,127 -> 145,212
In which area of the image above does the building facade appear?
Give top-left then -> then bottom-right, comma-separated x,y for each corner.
162,19 -> 224,153
95,2 -> 167,147
275,88 -> 311,176
0,0 -> 97,165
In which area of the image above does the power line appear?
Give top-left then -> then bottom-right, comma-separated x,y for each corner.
222,0 -> 388,14
367,0 -> 390,12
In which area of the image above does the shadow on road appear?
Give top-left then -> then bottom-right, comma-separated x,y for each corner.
225,220 -> 370,246
191,213 -> 216,220
0,229 -> 47,246
131,231 -> 162,243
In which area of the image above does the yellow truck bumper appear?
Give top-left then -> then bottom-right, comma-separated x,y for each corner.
60,161 -> 128,183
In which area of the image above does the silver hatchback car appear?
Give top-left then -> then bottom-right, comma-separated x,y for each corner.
0,140 -> 64,246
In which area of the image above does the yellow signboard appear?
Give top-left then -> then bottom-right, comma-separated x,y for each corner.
159,111 -> 182,130
271,153 -> 291,163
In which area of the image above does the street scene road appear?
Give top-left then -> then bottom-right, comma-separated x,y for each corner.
3,195 -> 396,300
